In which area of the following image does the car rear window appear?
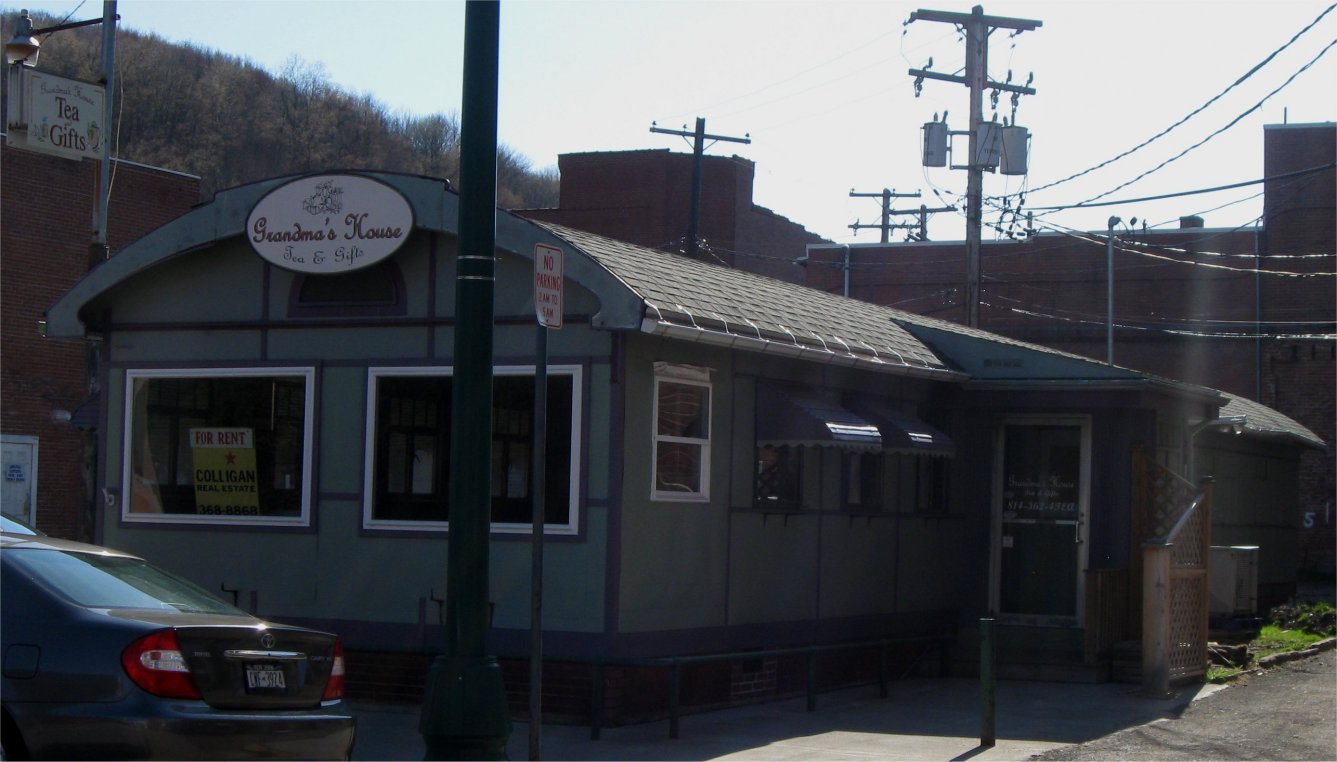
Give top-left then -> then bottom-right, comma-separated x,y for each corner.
9,549 -> 242,615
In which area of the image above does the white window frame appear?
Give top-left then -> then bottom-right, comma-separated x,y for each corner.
121,367 -> 316,526
651,363 -> 712,502
362,364 -> 583,535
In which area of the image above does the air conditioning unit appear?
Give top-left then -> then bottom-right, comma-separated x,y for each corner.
1209,545 -> 1259,616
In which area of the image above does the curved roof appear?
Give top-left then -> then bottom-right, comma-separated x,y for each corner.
1219,392 -> 1327,450
44,171 -> 644,338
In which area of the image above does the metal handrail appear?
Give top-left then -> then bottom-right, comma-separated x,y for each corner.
585,632 -> 954,740
1150,488 -> 1208,546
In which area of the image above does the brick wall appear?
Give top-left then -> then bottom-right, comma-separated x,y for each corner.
520,149 -> 828,284
1,144 -> 199,540
1262,124 -> 1337,577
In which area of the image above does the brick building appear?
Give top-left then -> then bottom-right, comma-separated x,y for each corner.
1,141 -> 200,540
520,148 -> 828,282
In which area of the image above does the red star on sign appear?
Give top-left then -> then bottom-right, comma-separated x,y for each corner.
225,452 -> 236,465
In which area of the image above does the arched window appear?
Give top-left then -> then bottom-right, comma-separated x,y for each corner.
288,260 -> 405,317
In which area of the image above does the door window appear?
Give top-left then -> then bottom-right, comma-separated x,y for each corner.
998,422 -> 1086,626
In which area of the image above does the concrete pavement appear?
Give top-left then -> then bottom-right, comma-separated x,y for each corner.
349,674 -> 1223,760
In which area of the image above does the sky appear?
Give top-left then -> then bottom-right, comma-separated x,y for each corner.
8,0 -> 1336,244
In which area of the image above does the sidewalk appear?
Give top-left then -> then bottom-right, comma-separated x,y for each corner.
350,674 -> 1223,760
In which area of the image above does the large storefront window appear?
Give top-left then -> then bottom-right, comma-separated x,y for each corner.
124,369 -> 314,525
364,366 -> 580,534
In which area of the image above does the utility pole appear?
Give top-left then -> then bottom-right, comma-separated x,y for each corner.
908,5 -> 1040,327
849,188 -> 921,243
892,203 -> 958,242
650,117 -> 750,259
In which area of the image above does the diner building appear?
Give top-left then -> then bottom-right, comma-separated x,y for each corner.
44,170 -> 1321,717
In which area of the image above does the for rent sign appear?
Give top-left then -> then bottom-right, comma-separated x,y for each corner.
247,174 -> 414,274
190,427 -> 260,516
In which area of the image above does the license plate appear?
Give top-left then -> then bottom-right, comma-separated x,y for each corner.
245,663 -> 287,691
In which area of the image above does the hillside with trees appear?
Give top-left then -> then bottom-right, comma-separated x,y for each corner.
7,11 -> 559,208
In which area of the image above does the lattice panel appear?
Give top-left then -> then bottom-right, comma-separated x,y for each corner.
1168,575 -> 1208,679
1146,463 -> 1195,539
1171,506 -> 1209,569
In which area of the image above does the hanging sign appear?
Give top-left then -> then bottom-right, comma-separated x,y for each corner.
189,427 -> 260,516
6,69 -> 105,161
246,174 -> 414,274
534,243 -> 564,328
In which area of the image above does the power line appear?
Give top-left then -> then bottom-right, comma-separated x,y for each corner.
1018,2 -> 1337,198
979,298 -> 1336,341
1021,217 -> 1334,278
1060,37 -> 1337,209
668,30 -> 898,123
1017,162 -> 1336,211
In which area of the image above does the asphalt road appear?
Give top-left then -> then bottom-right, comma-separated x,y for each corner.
1031,647 -> 1337,761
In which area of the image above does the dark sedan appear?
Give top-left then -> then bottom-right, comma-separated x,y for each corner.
1,532 -> 355,760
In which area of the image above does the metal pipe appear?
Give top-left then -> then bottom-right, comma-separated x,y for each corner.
95,2 -> 115,258
1106,217 -> 1120,365
842,244 -> 850,298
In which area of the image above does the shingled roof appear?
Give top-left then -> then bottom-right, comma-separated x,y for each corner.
536,222 -> 957,380
1219,392 -> 1326,450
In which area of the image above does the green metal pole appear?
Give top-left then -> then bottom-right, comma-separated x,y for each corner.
420,2 -> 511,758
980,617 -> 996,747
528,324 -> 547,761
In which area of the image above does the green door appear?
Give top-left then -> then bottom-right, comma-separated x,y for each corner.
997,422 -> 1086,626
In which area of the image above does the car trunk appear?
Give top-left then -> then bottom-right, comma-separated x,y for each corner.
175,625 -> 337,709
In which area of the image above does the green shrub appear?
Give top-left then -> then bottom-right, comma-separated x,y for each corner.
1267,602 -> 1336,637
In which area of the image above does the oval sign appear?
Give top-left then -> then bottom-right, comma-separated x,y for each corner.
246,174 -> 414,274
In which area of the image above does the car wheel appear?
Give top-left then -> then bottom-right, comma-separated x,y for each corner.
1,708 -> 28,761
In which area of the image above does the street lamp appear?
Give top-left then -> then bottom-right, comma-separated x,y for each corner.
1187,415 -> 1247,482
6,5 -> 118,261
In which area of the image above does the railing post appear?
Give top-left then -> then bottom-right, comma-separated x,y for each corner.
879,643 -> 889,698
1142,541 -> 1172,697
589,663 -> 603,740
980,618 -> 996,747
806,651 -> 817,712
669,661 -> 680,739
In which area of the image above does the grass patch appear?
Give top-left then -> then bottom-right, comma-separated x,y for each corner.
1250,624 -> 1326,657
1206,602 -> 1333,684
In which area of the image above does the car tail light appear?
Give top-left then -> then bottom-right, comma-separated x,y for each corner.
322,637 -> 346,701
122,629 -> 201,699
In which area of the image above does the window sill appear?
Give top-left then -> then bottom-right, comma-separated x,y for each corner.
651,493 -> 711,504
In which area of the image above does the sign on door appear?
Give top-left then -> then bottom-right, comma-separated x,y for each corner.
1,436 -> 38,526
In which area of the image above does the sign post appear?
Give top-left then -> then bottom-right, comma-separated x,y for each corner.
529,243 -> 562,760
